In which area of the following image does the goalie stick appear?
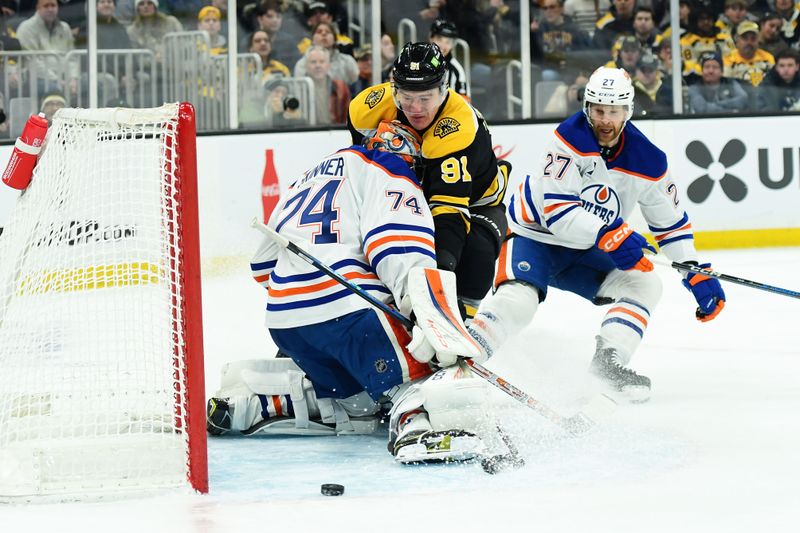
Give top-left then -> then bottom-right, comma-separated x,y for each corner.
648,254 -> 800,300
251,218 -> 615,436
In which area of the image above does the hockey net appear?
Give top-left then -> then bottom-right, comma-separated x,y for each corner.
0,103 -> 207,500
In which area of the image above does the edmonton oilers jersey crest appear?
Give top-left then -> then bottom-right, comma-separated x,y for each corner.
580,184 -> 620,225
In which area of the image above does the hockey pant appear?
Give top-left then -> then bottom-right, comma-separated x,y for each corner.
471,234 -> 662,362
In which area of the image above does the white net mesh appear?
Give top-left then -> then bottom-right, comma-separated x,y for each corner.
0,104 -> 199,500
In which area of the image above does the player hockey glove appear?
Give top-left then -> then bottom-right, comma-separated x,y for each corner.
681,262 -> 726,322
596,218 -> 656,272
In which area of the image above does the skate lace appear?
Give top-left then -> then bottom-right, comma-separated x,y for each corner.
608,351 -> 641,377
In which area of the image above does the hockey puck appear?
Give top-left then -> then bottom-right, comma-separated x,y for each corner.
321,483 -> 345,496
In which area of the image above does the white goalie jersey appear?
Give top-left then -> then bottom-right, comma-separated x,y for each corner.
508,112 -> 700,263
251,145 -> 437,329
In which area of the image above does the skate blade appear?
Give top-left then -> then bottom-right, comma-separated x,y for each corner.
601,385 -> 651,404
586,374 -> 650,405
622,386 -> 651,403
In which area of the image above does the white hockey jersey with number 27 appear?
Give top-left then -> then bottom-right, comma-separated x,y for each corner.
250,145 -> 437,329
508,112 -> 699,263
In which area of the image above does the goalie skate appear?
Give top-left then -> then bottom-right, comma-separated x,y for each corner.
391,429 -> 485,464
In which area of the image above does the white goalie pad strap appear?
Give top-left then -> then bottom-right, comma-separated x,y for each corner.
317,392 -> 382,434
216,358 -> 318,430
317,398 -> 350,431
407,267 -> 481,359
228,394 -> 265,431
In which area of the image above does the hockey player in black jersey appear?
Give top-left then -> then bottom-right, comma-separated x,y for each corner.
348,42 -> 509,319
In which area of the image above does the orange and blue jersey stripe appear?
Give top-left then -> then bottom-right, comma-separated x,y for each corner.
649,213 -> 694,247
542,193 -> 582,226
251,258 -> 277,288
508,180 -> 543,228
267,258 -> 390,311
363,223 -> 436,270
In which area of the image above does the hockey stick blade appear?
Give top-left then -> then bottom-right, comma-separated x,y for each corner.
480,425 -> 526,475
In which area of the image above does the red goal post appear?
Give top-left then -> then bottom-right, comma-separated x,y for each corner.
0,103 -> 207,500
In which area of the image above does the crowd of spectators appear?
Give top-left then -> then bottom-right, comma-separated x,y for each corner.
2,0 -> 800,134
529,0 -> 800,115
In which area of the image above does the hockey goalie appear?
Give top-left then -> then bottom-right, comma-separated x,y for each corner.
207,121 -> 503,464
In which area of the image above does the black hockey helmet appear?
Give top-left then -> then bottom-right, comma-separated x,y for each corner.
430,19 -> 458,39
391,42 -> 448,92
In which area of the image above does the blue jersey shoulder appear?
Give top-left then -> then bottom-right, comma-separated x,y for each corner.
556,113 -> 668,179
342,145 -> 421,186
610,122 -> 668,179
555,112 -> 601,156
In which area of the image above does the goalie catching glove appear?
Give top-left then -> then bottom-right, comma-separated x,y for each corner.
402,267 -> 482,367
682,262 -> 725,321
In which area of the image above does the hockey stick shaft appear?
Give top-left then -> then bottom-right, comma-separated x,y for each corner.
251,218 -> 595,434
649,254 -> 800,300
461,359 -> 595,434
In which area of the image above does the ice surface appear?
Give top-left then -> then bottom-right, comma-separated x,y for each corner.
2,248 -> 799,532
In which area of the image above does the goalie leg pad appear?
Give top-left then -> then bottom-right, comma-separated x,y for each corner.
389,367 -> 492,440
388,366 -> 492,463
389,365 -> 491,433
595,269 -> 662,364
211,359 -> 382,436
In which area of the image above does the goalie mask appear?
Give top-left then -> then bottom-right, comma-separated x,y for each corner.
363,120 -> 423,167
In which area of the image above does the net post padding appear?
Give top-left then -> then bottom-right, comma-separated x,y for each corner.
0,103 -> 207,501
175,102 -> 208,494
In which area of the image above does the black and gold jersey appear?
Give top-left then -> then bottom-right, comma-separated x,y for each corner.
348,82 -> 507,266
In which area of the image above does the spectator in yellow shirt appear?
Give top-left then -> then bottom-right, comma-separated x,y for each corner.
724,20 -> 775,87
680,5 -> 734,76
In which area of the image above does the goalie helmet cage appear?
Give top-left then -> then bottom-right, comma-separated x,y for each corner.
0,103 -> 208,501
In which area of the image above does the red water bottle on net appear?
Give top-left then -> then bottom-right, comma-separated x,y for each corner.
2,112 -> 49,190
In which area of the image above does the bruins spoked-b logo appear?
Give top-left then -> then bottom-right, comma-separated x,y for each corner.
364,87 -> 385,109
685,139 -> 748,202
434,117 -> 460,138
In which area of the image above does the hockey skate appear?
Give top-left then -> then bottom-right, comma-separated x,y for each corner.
589,342 -> 651,403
